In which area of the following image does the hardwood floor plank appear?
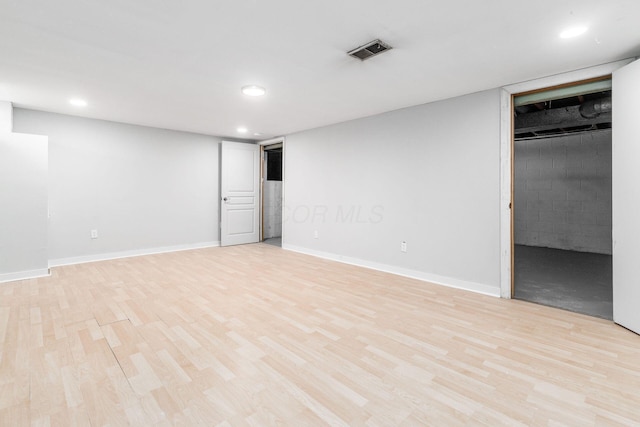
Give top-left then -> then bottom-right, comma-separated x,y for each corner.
1,244 -> 640,425
0,401 -> 29,426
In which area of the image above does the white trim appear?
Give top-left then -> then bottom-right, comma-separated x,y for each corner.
49,241 -> 220,267
282,244 -> 500,297
499,88 -> 512,298
499,59 -> 634,298
0,101 -> 13,133
0,268 -> 50,284
259,136 -> 285,146
503,58 -> 634,95
281,137 -> 286,246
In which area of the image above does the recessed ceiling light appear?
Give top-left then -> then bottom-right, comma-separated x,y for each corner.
559,26 -> 588,39
241,85 -> 266,97
253,132 -> 262,136
237,126 -> 248,133
69,98 -> 87,107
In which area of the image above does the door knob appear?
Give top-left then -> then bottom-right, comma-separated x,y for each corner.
223,197 -> 229,202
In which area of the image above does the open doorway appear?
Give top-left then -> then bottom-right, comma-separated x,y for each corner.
261,142 -> 283,247
512,78 -> 613,319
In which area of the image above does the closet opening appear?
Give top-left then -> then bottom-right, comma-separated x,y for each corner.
512,78 -> 613,319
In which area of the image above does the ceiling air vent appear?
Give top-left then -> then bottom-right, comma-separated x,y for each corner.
348,39 -> 392,61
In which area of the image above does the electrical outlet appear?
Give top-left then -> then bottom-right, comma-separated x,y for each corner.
314,230 -> 319,239
401,241 -> 407,252
91,229 -> 98,239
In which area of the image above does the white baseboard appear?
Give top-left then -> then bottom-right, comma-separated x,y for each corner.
282,244 -> 500,297
0,268 -> 51,284
49,241 -> 220,267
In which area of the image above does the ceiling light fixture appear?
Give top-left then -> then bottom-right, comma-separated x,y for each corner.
69,98 -> 87,107
241,85 -> 266,97
237,126 -> 248,133
559,26 -> 588,39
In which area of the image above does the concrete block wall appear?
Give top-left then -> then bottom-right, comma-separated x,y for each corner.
263,181 -> 282,239
514,129 -> 612,254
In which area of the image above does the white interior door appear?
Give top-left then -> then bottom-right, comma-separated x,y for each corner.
612,59 -> 640,335
220,141 -> 260,246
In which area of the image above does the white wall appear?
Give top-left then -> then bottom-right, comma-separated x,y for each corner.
284,89 -> 502,296
0,131 -> 49,282
13,109 -> 221,264
514,130 -> 612,254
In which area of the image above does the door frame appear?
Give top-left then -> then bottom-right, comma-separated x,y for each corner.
259,137 -> 285,243
498,59 -> 634,298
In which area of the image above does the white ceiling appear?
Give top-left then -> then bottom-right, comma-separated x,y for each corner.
1,0 -> 639,140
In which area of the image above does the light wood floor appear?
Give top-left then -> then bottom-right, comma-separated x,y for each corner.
1,244 -> 640,426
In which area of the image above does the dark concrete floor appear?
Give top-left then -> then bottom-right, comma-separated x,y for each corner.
263,237 -> 282,247
514,245 -> 613,320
